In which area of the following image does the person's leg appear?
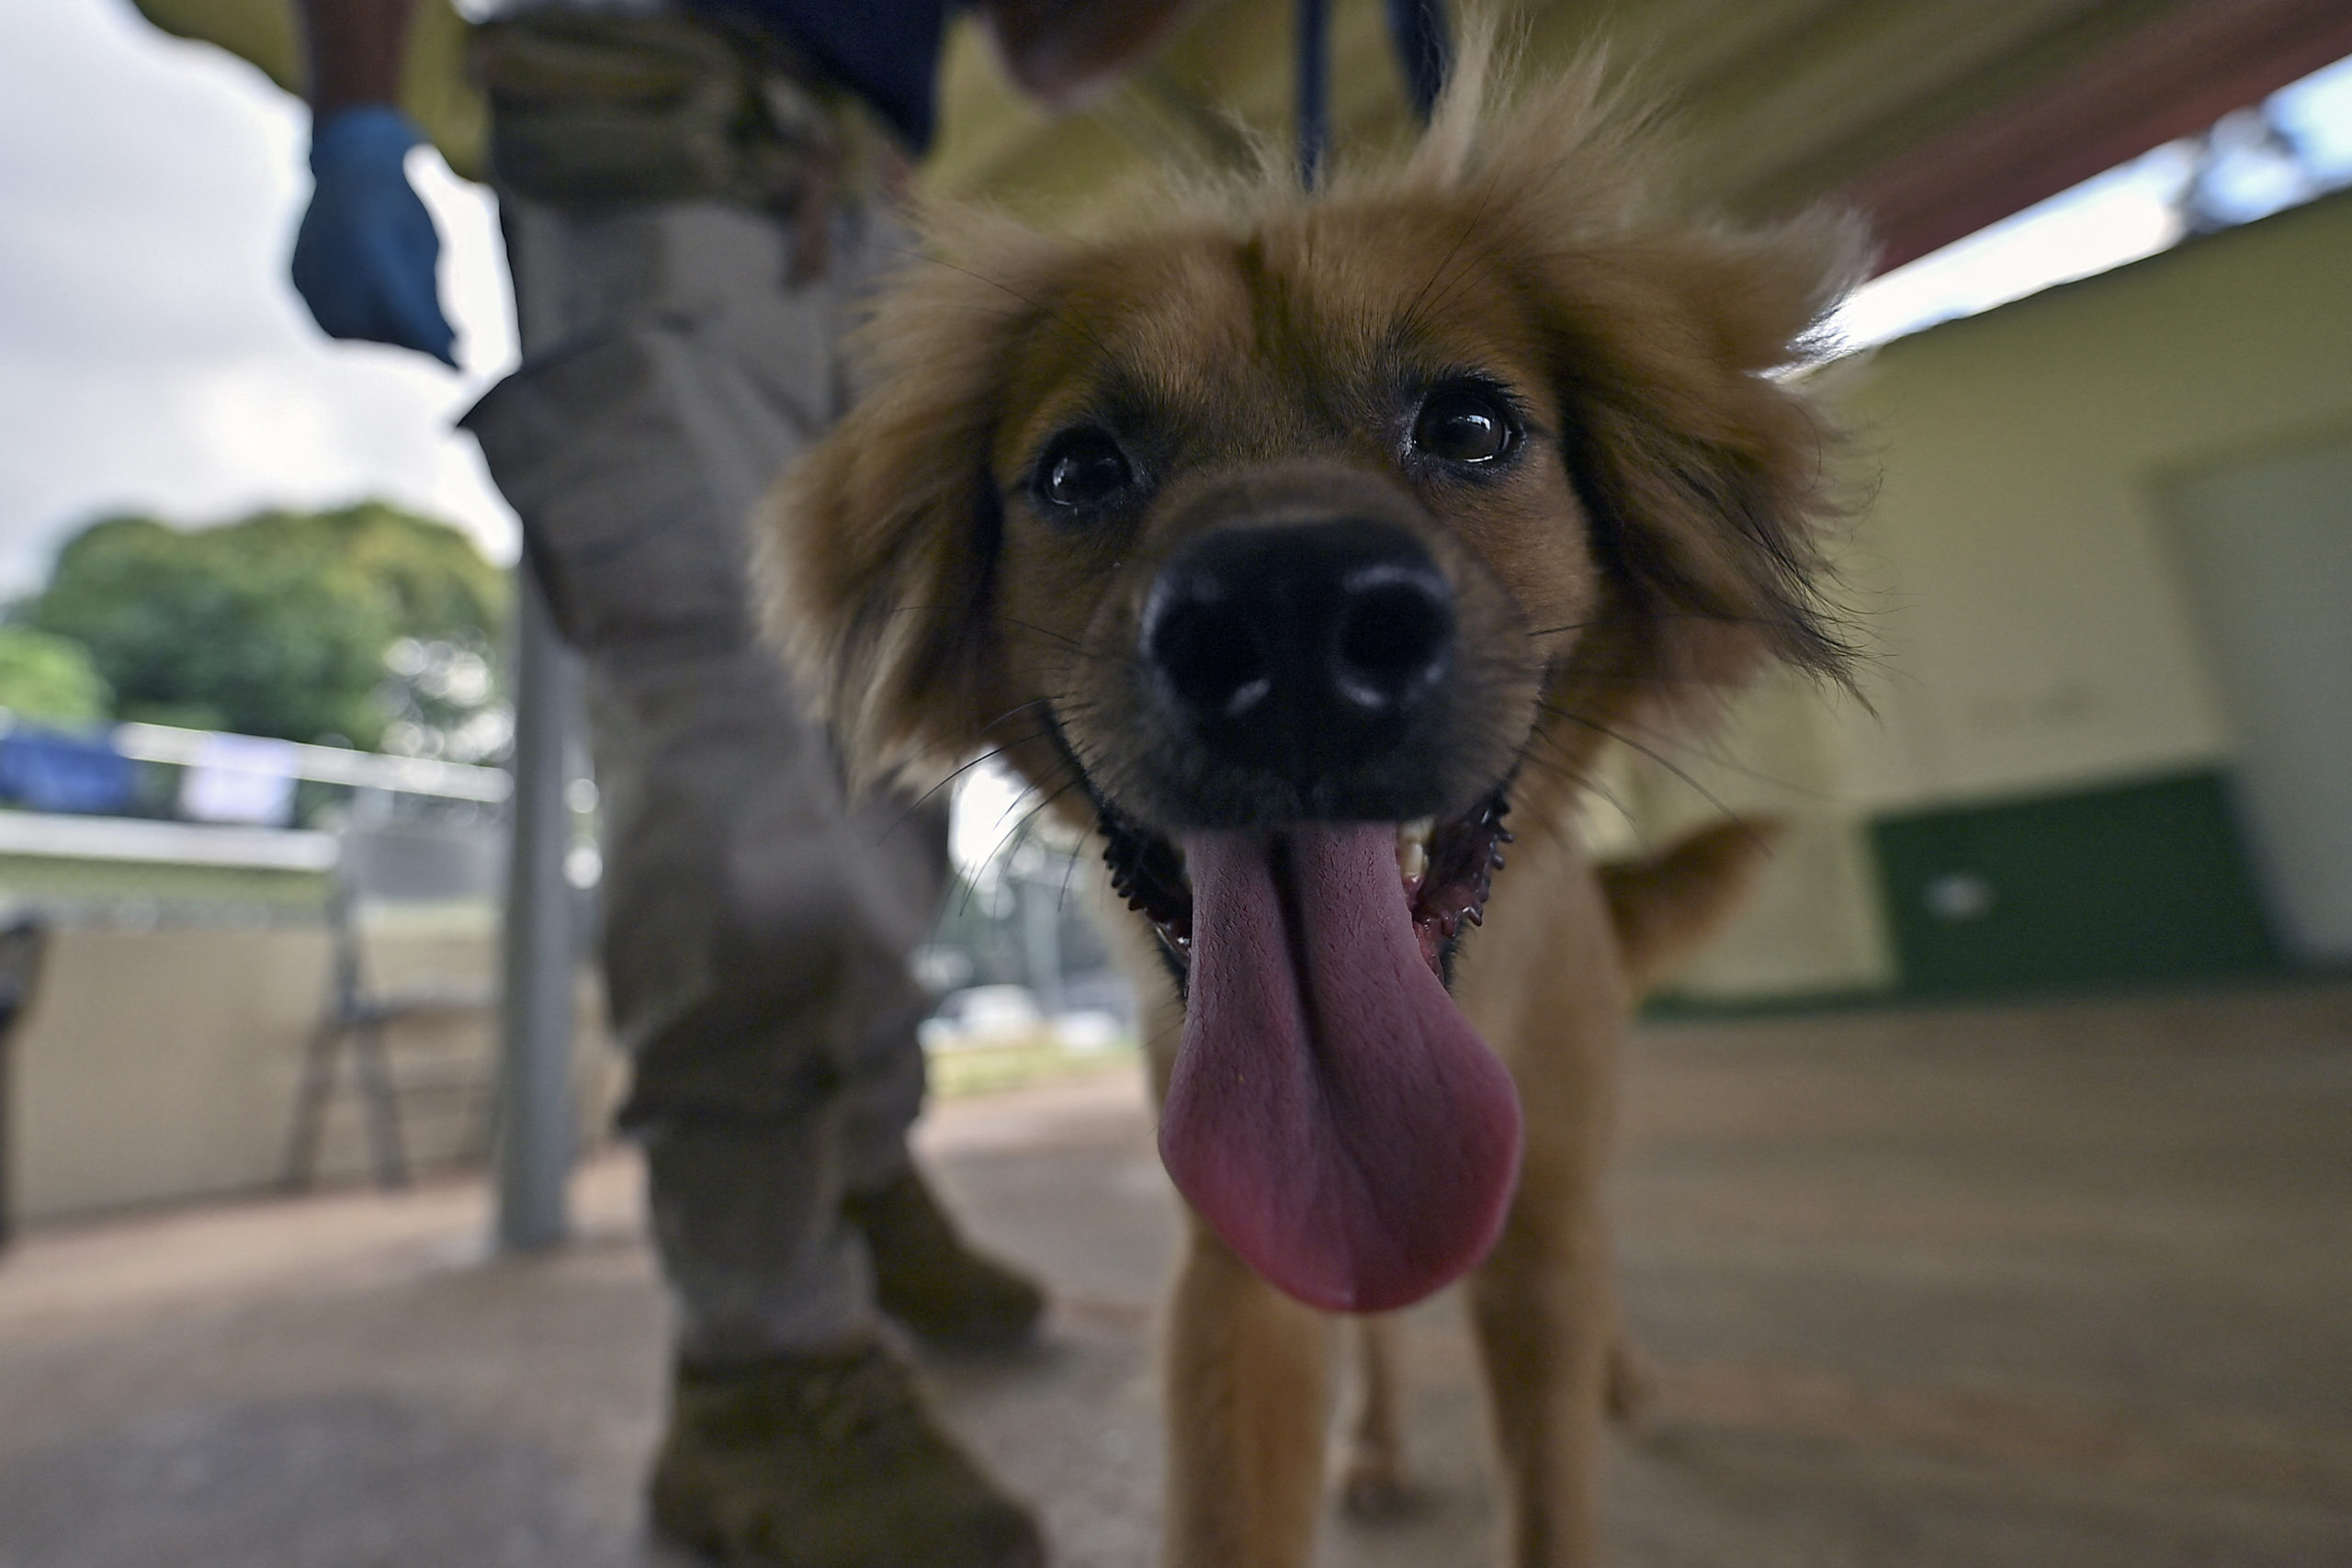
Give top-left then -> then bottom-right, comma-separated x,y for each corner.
466,196 -> 1038,1565
834,979 -> 1045,1348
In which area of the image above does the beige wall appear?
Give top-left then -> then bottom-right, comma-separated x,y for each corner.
7,921 -> 620,1224
1838,191 -> 2352,810
1626,191 -> 2352,998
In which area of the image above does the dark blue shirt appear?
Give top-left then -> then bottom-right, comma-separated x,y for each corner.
691,0 -> 956,151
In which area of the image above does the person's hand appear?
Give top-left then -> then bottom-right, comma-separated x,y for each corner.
290,105 -> 458,366
980,0 -> 1207,109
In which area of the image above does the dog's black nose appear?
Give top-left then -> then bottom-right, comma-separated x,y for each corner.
1142,520 -> 1453,778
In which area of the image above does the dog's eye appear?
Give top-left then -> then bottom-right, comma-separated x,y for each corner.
1411,386 -> 1518,465
1036,430 -> 1134,511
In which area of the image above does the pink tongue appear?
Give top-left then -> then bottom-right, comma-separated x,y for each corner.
1159,824 -> 1522,1312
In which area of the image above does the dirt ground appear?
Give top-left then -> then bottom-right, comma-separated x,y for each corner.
1,981 -> 2346,1567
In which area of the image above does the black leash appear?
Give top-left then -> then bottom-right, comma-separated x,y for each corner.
1386,0 -> 1453,122
1297,0 -> 1452,188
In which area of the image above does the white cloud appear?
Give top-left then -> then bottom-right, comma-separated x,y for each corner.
0,0 -> 518,597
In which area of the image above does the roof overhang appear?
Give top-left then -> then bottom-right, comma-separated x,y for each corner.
924,0 -> 2352,274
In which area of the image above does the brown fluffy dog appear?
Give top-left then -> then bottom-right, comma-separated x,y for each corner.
763,36 -> 1860,1568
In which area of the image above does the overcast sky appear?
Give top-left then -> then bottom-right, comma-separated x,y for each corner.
0,0 -> 519,598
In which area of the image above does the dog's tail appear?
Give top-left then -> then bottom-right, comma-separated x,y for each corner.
1599,818 -> 1783,997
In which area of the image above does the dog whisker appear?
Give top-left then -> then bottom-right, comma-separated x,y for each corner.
1513,730 -> 1645,840
978,777 -> 1087,877
878,600 -> 1116,665
975,694 -> 1060,738
1557,701 -> 1855,807
1057,821 -> 1091,912
874,728 -> 1063,843
1535,702 -> 1777,857
994,615 -> 1088,652
1524,608 -> 1845,639
950,753 -> 1088,919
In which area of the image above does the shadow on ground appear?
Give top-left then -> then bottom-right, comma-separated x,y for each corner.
1,983 -> 2346,1566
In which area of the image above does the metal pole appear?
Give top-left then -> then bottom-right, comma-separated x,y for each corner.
0,920 -> 47,1253
494,574 -> 576,1252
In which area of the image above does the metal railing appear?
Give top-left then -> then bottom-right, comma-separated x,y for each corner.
111,721 -> 510,804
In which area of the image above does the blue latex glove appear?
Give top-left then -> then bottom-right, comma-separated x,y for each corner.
291,106 -> 458,366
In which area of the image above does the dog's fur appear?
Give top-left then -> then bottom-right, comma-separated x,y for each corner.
763,33 -> 1860,1567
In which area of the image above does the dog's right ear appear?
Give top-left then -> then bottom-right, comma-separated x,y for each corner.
759,229 -> 1044,787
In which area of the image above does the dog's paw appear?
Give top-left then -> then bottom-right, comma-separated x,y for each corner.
1337,1453 -> 1422,1521
1605,1337 -> 1664,1436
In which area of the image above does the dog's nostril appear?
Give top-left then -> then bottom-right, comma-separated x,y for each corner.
1334,574 -> 1452,709
1149,596 -> 1271,717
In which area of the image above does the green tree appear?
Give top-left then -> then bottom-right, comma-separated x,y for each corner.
24,502 -> 506,750
0,626 -> 114,728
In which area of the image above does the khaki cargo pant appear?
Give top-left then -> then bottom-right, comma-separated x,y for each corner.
464,195 -> 945,1359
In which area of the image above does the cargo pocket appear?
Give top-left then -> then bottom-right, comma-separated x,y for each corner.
461,327 -> 759,656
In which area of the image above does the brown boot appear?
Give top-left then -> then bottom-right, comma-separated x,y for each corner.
650,1342 -> 1043,1567
842,1168 -> 1045,1351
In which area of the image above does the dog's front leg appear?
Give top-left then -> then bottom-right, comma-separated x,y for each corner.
1455,842 -> 1630,1567
1162,1217 -> 1331,1568
1469,1158 -> 1613,1567
1338,1314 -> 1414,1517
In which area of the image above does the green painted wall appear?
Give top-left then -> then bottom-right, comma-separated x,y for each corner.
1871,771 -> 2280,995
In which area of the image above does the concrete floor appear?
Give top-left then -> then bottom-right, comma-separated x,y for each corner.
1,982 -> 2347,1567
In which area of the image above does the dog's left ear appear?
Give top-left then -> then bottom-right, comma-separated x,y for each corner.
759,235 -> 1037,785
1401,35 -> 1864,691
1526,213 -> 1868,690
